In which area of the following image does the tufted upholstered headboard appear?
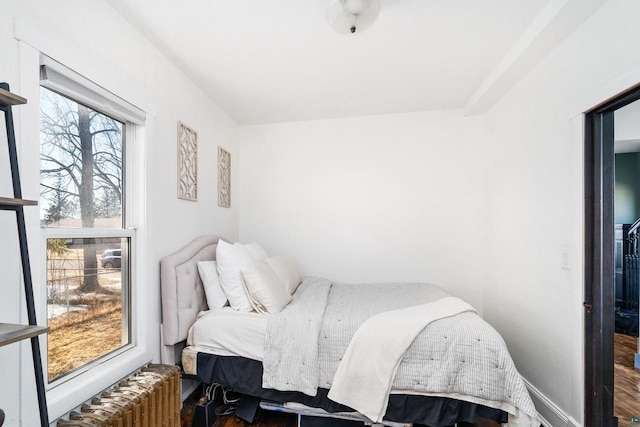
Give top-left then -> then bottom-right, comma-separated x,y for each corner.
160,235 -> 225,365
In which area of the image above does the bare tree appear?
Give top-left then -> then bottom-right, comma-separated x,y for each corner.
42,172 -> 77,225
40,88 -> 123,293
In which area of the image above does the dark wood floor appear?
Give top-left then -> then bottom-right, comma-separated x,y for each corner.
181,394 -> 297,427
199,410 -> 297,427
615,333 -> 640,426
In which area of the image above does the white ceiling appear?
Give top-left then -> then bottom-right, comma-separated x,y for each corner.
105,0 -> 606,125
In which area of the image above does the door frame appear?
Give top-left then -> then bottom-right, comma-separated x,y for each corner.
585,85 -> 640,427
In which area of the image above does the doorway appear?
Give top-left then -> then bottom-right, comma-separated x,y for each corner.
586,86 -> 640,427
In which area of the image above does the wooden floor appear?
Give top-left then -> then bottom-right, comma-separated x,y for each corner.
615,333 -> 640,426
181,394 -> 297,427
197,410 -> 297,427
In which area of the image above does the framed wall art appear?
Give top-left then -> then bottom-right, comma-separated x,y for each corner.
218,147 -> 231,208
177,121 -> 198,201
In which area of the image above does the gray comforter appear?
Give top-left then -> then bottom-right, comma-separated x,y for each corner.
262,277 -> 537,420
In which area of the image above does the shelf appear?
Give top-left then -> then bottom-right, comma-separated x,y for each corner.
0,323 -> 48,348
2,81 -> 48,426
0,197 -> 38,207
0,88 -> 27,107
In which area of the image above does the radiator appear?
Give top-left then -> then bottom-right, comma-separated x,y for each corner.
56,364 -> 181,427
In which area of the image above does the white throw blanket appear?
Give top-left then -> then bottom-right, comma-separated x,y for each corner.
327,297 -> 476,422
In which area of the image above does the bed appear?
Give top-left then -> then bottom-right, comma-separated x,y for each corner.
160,235 -> 539,426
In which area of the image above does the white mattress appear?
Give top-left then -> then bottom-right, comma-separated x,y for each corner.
186,307 -> 267,361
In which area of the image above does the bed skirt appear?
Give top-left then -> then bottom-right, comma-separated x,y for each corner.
195,352 -> 508,426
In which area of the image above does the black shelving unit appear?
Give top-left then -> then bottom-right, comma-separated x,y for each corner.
0,82 -> 49,426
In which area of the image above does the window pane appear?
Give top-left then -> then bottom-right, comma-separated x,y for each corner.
46,237 -> 130,382
39,87 -> 124,228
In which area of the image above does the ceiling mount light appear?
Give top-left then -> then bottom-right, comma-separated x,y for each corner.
326,0 -> 382,34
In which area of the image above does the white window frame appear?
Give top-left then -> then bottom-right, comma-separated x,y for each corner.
42,231 -> 136,385
34,54 -> 150,420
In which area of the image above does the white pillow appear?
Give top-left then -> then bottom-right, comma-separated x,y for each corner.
264,256 -> 301,295
216,240 -> 255,311
244,242 -> 269,261
197,260 -> 227,309
241,262 -> 291,314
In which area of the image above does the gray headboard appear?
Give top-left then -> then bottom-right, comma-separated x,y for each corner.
160,235 -> 225,365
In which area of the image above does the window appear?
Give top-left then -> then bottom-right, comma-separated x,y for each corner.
39,57 -> 143,384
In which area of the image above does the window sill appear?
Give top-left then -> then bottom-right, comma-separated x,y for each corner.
46,344 -> 151,421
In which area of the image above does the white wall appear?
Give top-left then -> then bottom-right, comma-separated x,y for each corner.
239,110 -> 485,309
0,1 -> 238,424
482,0 -> 640,425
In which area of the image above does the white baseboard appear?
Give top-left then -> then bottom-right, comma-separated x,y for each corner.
524,378 -> 581,427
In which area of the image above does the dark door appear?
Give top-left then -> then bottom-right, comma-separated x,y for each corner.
585,85 -> 640,427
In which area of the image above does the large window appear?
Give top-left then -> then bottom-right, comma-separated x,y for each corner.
38,59 -> 140,384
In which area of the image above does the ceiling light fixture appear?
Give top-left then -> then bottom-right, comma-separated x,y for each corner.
326,0 -> 382,34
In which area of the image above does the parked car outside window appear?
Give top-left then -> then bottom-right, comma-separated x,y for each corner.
100,249 -> 121,269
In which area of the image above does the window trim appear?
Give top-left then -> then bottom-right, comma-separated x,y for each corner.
12,32 -> 153,421
33,55 -> 149,420
40,82 -> 136,384
43,228 -> 136,239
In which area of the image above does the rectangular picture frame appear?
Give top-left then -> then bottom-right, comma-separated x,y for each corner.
177,121 -> 198,201
218,146 -> 231,208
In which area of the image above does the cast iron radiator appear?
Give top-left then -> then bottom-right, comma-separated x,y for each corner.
56,364 -> 181,427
